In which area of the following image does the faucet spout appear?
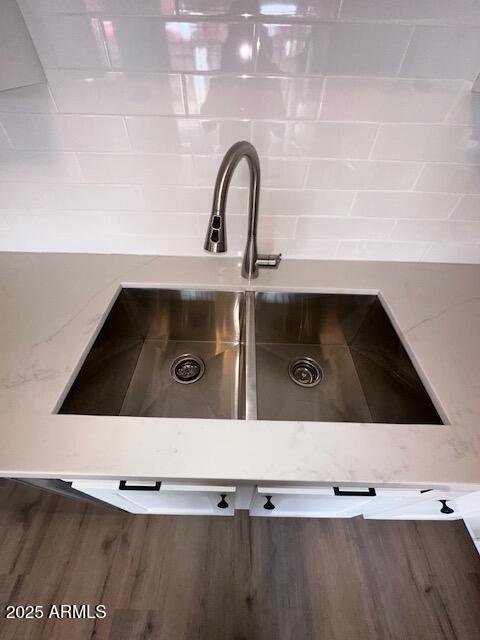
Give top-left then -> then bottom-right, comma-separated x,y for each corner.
203,141 -> 281,280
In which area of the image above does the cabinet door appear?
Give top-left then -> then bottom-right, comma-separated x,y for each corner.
249,486 -> 377,518
464,512 -> 480,555
70,479 -> 236,515
363,489 -> 468,521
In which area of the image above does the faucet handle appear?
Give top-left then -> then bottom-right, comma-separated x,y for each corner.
256,253 -> 282,269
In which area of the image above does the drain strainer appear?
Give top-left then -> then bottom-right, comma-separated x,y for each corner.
170,354 -> 205,384
288,357 -> 323,388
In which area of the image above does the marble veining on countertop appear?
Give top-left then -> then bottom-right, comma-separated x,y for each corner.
0,252 -> 479,487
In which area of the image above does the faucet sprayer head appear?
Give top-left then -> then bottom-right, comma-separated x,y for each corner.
204,209 -> 226,253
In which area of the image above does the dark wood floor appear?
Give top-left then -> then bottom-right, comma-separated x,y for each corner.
1,480 -> 480,640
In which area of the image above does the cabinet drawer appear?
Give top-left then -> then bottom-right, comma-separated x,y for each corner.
249,486 -> 377,518
363,489 -> 469,521
70,480 -> 236,515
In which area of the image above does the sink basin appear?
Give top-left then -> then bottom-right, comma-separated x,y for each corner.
59,287 -> 442,425
60,288 -> 245,419
254,292 -> 442,424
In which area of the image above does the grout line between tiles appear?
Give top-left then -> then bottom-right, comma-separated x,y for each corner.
443,82 -> 469,123
446,195 -> 463,219
179,73 -> 189,116
0,121 -> 13,149
315,77 -> 328,120
409,163 -> 426,191
348,192 -> 359,216
46,85 -> 60,114
121,116 -> 133,151
336,0 -> 344,20
367,123 -> 381,160
395,25 -> 416,78
16,8 -> 480,27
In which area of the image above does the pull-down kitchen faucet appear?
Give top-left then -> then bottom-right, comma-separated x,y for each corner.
203,141 -> 282,280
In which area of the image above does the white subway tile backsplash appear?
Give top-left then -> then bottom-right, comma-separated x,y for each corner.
255,214 -> 297,238
0,151 -> 82,183
18,0 -> 176,15
321,23 -> 411,77
0,114 -> 130,152
77,153 -> 195,184
142,184 -> 210,212
339,0 -> 480,26
451,195 -> 480,220
337,241 -> 428,262
142,185 -> 248,213
46,70 -> 185,115
423,242 -> 480,263
126,117 -> 250,153
185,75 -> 323,119
103,19 -> 255,73
446,90 -> 480,125
2,0 -> 479,263
306,160 -> 420,190
260,157 -> 309,188
197,212 -> 296,239
392,219 -> 480,243
296,216 -> 395,240
0,213 -> 11,230
287,239 -> 340,259
2,209 -> 203,240
257,22 -> 411,77
104,211 -> 200,237
24,15 -> 110,70
256,23 -> 314,75
261,189 -> 355,215
178,0 -> 340,19
320,77 -> 462,123
252,121 -> 377,159
415,164 -> 480,194
194,155 -> 308,188
142,184 -> 354,216
0,84 -> 57,114
0,229 -> 204,255
17,0 -> 87,13
192,153 -> 248,187
371,124 -> 480,163
352,192 -> 459,219
2,210 -> 103,235
0,183 -> 143,210
400,26 -> 480,81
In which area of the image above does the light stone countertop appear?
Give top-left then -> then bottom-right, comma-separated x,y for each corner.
0,252 -> 479,488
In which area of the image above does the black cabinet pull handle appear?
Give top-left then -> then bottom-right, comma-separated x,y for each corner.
439,499 -> 454,514
333,487 -> 376,497
217,494 -> 229,509
263,495 -> 275,510
119,481 -> 161,491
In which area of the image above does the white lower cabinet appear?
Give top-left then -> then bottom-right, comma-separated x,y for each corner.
67,479 -> 480,533
362,489 -> 468,521
249,486 -> 480,521
249,486 -> 377,518
70,479 -> 236,516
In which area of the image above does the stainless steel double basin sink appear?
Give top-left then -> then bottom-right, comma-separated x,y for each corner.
59,288 -> 442,424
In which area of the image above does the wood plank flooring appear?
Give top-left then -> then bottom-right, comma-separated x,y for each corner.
1,479 -> 480,640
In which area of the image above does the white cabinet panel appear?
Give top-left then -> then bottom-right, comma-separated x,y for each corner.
250,486 -> 377,518
363,489 -> 469,521
71,479 -> 236,515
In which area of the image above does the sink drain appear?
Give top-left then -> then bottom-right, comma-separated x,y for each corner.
170,354 -> 205,384
288,357 -> 323,388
